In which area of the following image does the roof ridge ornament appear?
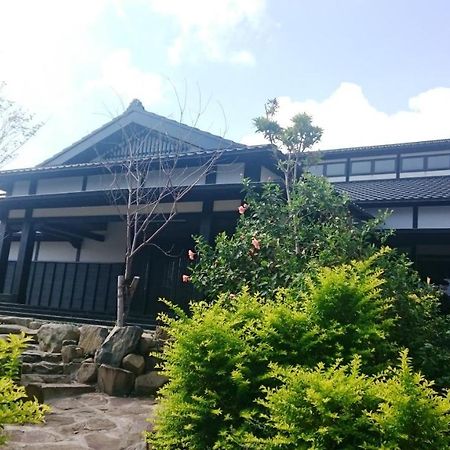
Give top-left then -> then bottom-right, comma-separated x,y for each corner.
126,99 -> 145,112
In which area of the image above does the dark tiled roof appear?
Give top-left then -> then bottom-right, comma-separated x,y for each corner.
320,139 -> 450,154
0,145 -> 273,176
335,176 -> 450,203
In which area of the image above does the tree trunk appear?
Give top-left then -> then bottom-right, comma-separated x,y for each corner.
116,275 -> 125,327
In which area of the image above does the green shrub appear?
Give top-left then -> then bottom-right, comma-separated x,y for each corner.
257,351 -> 450,450
0,333 -> 50,445
190,177 -> 450,386
149,257 -> 404,448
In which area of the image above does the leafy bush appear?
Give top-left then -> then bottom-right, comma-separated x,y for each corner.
149,257 -> 412,448
256,351 -> 450,450
190,177 -> 450,386
191,176 -> 386,300
0,333 -> 49,445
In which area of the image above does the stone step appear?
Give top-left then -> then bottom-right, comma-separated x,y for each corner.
21,373 -> 72,384
22,361 -> 64,375
0,315 -> 44,329
21,350 -> 62,364
24,382 -> 96,403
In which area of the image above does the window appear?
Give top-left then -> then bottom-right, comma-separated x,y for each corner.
351,160 -> 371,175
427,154 -> 450,170
374,159 -> 396,174
401,157 -> 425,171
325,162 -> 346,177
308,164 -> 324,176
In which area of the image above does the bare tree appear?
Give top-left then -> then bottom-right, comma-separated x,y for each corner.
0,82 -> 41,168
98,101 -> 226,326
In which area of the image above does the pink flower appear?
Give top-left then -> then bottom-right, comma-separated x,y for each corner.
238,203 -> 249,215
182,274 -> 191,283
188,250 -> 196,260
252,237 -> 261,250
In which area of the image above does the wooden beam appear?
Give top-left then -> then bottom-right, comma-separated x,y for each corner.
12,214 -> 35,303
41,225 -> 105,242
0,215 -> 11,292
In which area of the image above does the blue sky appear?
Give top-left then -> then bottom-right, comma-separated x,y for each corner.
2,0 -> 450,168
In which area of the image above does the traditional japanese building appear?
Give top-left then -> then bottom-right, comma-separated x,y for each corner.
0,100 -> 449,324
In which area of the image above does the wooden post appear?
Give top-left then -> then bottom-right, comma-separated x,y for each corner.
199,199 -> 214,244
0,215 -> 11,292
12,216 -> 35,303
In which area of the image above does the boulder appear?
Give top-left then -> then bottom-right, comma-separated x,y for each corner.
76,362 -> 98,384
138,334 -> 158,356
134,371 -> 168,396
154,326 -> 169,347
122,353 -> 145,376
94,326 -> 143,367
61,345 -> 84,364
37,324 -> 80,353
78,325 -> 109,356
98,364 -> 135,396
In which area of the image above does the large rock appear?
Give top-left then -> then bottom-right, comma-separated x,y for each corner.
122,353 -> 145,376
134,371 -> 168,396
61,345 -> 83,364
78,325 -> 109,356
37,324 -> 80,353
94,326 -> 143,367
98,364 -> 135,396
138,334 -> 158,356
76,361 -> 98,384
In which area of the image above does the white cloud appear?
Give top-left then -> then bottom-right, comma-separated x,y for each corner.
242,82 -> 450,149
86,49 -> 165,108
147,0 -> 266,65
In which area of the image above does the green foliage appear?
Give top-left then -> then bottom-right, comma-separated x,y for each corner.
257,351 -> 450,450
149,258 -> 409,448
0,334 -> 50,445
191,176 -> 385,299
190,175 -> 450,386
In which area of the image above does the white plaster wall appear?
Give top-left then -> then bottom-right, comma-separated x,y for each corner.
216,163 -> 245,184
418,206 -> 450,229
85,174 -> 118,191
260,166 -> 281,182
213,199 -> 241,212
36,242 -> 78,262
79,222 -> 126,263
36,176 -> 83,195
12,180 -> 30,196
400,169 -> 450,178
328,176 -> 346,183
8,210 -> 25,219
365,207 -> 413,229
349,173 -> 397,181
8,242 -> 19,261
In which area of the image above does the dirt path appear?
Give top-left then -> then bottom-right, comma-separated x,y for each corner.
5,393 -> 155,450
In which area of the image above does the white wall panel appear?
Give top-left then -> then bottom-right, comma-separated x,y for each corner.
36,177 -> 83,194
260,166 -> 280,182
213,200 -> 241,212
365,207 -> 413,229
36,242 -> 78,262
418,206 -> 450,229
216,163 -> 245,184
349,173 -> 396,181
12,180 -> 30,196
79,222 -> 126,263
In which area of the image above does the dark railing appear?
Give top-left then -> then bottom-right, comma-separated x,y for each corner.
3,261 -> 123,315
1,244 -> 195,324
